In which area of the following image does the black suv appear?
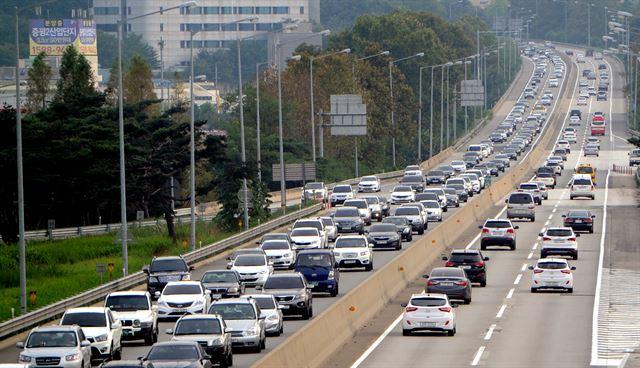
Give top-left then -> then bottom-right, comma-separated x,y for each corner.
442,249 -> 489,287
143,256 -> 193,297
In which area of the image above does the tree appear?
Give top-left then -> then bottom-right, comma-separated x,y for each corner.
54,46 -> 96,105
97,30 -> 158,69
124,54 -> 157,105
171,71 -> 187,106
25,52 -> 52,113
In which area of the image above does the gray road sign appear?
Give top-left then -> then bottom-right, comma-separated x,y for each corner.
461,79 -> 485,107
329,94 -> 367,136
272,163 -> 316,182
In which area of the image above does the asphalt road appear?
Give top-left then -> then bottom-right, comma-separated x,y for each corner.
332,47 -> 639,368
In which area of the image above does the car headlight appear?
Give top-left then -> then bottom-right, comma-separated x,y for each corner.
359,251 -> 369,257
294,293 -> 306,301
94,334 -> 108,342
283,252 -> 292,258
227,287 -> 239,293
65,353 -> 81,361
244,326 -> 259,336
133,319 -> 141,327
258,269 -> 268,274
157,299 -> 167,306
391,234 -> 399,240
193,299 -> 204,306
328,271 -> 335,280
149,276 -> 159,283
18,354 -> 31,363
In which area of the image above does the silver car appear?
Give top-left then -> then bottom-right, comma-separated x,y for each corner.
506,192 -> 536,222
208,298 -> 266,353
242,294 -> 284,336
17,326 -> 92,368
480,219 -> 518,250
583,143 -> 599,157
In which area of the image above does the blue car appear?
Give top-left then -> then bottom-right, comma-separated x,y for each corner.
294,250 -> 340,297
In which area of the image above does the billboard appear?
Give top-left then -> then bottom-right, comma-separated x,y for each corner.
29,19 -> 97,57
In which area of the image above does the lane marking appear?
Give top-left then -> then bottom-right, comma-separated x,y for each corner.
527,251 -> 534,260
484,324 -> 497,341
544,220 -> 550,226
349,313 -> 404,368
471,346 -> 486,366
496,304 -> 507,318
521,263 -> 527,272
513,274 -> 522,285
552,208 -> 557,213
506,288 -> 515,299
532,243 -> 538,250
548,214 -> 553,220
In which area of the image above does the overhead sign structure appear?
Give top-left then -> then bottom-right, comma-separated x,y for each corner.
329,94 -> 367,136
29,18 -> 97,57
460,79 -> 485,107
272,163 -> 316,182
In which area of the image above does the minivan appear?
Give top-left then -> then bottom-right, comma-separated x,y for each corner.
506,192 -> 536,222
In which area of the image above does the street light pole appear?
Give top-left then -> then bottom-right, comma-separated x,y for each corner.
15,5 -> 26,314
429,65 -> 435,159
189,30 -> 196,247
256,61 -> 269,182
236,34 -> 250,231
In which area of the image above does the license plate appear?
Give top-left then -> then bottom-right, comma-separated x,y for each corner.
441,282 -> 454,286
377,240 -> 387,244
280,305 -> 289,309
461,265 -> 471,269
419,322 -> 436,327
344,260 -> 357,264
174,309 -> 187,313
575,220 -> 582,223
211,294 -> 222,299
554,239 -> 564,243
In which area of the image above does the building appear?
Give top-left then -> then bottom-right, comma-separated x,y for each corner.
93,0 -> 311,68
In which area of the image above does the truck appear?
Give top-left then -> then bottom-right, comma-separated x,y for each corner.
591,113 -> 606,136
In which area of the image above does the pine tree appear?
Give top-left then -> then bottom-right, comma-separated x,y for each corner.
25,52 -> 52,113
54,45 -> 96,104
124,54 -> 157,104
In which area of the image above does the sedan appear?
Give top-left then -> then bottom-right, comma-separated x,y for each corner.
424,267 -> 472,304
450,160 -> 466,172
382,216 -> 413,241
529,258 -> 575,293
420,200 -> 443,222
584,143 -> 600,157
142,341 -> 213,367
390,185 -> 415,204
367,223 -> 402,250
562,210 -> 596,233
401,293 -> 457,336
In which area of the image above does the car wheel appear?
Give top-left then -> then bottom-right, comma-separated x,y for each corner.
365,262 -> 373,271
395,242 -> 402,251
448,327 -> 456,336
531,216 -> 535,222
112,345 -> 122,360
531,288 -> 537,293
443,207 -> 448,212
456,203 -> 460,207
480,279 -> 487,287
330,285 -> 339,297
260,336 -> 266,350
301,307 -> 310,320
567,288 -> 573,293
573,253 -> 578,260
220,354 -> 230,368
464,297 -> 471,305
510,243 -> 516,251
403,329 -> 411,336
418,227 -> 425,235
480,244 -> 486,250
279,324 -> 284,335
589,228 -> 594,234
309,306 -> 314,318
541,251 -> 547,258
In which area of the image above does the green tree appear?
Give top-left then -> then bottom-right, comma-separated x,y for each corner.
97,30 -> 158,69
124,54 -> 157,105
25,52 -> 52,113
54,45 -> 96,104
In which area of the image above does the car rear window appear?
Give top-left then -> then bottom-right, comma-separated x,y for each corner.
449,253 -> 482,263
430,268 -> 465,278
484,221 -> 511,229
546,229 -> 573,237
537,262 -> 567,270
519,184 -> 538,190
567,210 -> 590,218
573,179 -> 592,185
410,298 -> 447,307
508,193 -> 533,204
294,220 -> 322,230
395,207 -> 419,216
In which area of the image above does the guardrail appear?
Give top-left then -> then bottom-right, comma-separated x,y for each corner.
0,203 -> 323,341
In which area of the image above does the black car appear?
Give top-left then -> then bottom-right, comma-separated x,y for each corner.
333,206 -> 365,235
143,256 -> 193,298
570,109 -> 582,120
382,216 -> 413,241
367,223 -> 402,250
442,188 -> 461,208
463,156 -> 478,168
436,165 -> 456,178
376,195 -> 391,217
442,249 -> 489,287
99,361 -> 148,368
201,270 -> 244,299
424,267 -> 472,304
501,148 -> 518,160
489,159 -> 506,172
400,175 -> 425,192
444,184 -> 469,202
563,210 -> 596,233
425,170 -> 446,185
142,341 -> 213,368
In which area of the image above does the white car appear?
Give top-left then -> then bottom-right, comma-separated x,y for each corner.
60,307 -> 123,361
402,293 -> 457,336
231,254 -> 273,286
577,96 -> 588,105
529,258 -> 575,293
586,137 -> 600,149
459,173 -> 481,193
563,132 -> 577,143
242,294 -> 284,336
570,174 -> 595,200
549,78 -> 559,87
291,218 -> 328,247
329,184 -> 355,205
319,216 -> 337,242
261,239 -> 296,269
420,200 -> 443,222
450,160 -> 466,172
302,182 -> 328,202
362,196 -> 384,222
404,169 -> 423,177
390,185 -> 415,204
290,227 -> 324,250
105,291 -> 158,345
357,175 -> 381,192
568,115 -> 581,125
332,235 -> 374,271
547,155 -> 564,169
540,227 -> 579,260
556,140 -> 571,152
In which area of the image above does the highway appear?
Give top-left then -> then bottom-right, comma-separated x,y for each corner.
328,48 -> 640,368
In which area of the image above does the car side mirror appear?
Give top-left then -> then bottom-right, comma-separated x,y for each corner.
165,328 -> 173,335
255,285 -> 263,291
571,266 -> 576,270
591,215 -> 596,218
483,257 -> 490,261
538,232 -> 544,237
575,233 -> 580,237
400,303 -> 407,307
478,225 -> 483,229
81,340 -> 91,347
528,265 -> 534,270
15,342 -> 24,349
111,322 -> 119,329
514,226 -> 520,230
142,266 -> 149,274
451,303 -> 459,308
441,256 -> 448,261
504,199 -> 508,203
137,356 -> 145,361
422,274 -> 430,279
364,230 -> 369,234
189,265 -> 195,271
562,215 -> 566,218
154,291 -> 161,298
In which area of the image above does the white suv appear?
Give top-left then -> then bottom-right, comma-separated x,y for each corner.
480,219 -> 518,250
60,307 -> 122,362
540,227 -> 579,260
156,281 -> 211,319
570,174 -> 595,200
105,291 -> 158,345
529,258 -> 575,293
332,235 -> 374,271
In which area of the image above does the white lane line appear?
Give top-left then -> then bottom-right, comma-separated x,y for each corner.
548,214 -> 553,220
521,263 -> 527,272
552,208 -> 557,213
506,288 -> 515,299
532,243 -> 538,250
527,251 -> 534,259
513,274 -> 522,285
544,220 -> 550,226
484,324 -> 497,341
350,313 -> 404,368
496,304 -> 507,318
471,346 -> 486,366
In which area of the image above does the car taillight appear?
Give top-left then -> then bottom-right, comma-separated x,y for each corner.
542,236 -> 552,241
445,261 -> 455,267
564,218 -> 574,222
568,237 -> 576,242
591,186 -> 595,191
438,307 -> 452,313
456,281 -> 469,287
561,270 -> 571,274
534,269 -> 544,274
405,306 -> 418,312
427,280 -> 438,286
474,261 -> 484,267
482,228 -> 490,233
584,218 -> 593,223
507,228 -> 515,234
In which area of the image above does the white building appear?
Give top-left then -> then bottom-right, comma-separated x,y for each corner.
93,0 -> 311,68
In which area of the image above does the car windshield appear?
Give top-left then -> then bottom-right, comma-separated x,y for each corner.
202,272 -> 238,283
294,221 -> 321,230
296,253 -> 333,267
261,241 -> 290,250
401,176 -> 422,183
150,259 -> 187,273
369,224 -> 396,233
383,217 -> 406,226
252,297 -> 276,310
546,229 -> 574,237
305,183 -> 323,190
567,210 -> 591,218
394,186 -> 412,192
428,170 -> 444,176
61,312 -> 106,327
27,331 -> 78,348
469,146 -> 481,152
334,208 -> 360,217
106,295 -> 149,311
361,177 -> 377,182
175,319 -> 222,335
573,179 -> 592,185
449,253 -> 482,263
411,298 -> 447,307
344,200 -> 367,209
537,262 -> 567,270
509,193 -> 532,204
320,217 -> 334,226
335,237 -> 367,248
163,284 -> 201,295
363,197 -> 379,205
291,228 -> 319,237
231,249 -> 263,259
234,255 -> 266,266
537,172 -> 553,178
395,207 -> 419,216
208,304 -> 256,320
485,221 -> 511,229
264,276 -> 304,289
333,186 -> 352,193
430,268 -> 465,278
421,201 -> 440,209
415,193 -> 437,201
147,345 -> 199,360
262,234 -> 287,242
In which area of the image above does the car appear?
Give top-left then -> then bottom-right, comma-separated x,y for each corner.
569,115 -> 581,126
260,239 -> 296,269
366,223 -> 402,250
401,293 -> 457,336
141,341 -> 213,367
361,196 -> 384,222
319,216 -> 338,242
143,256 -> 193,298
424,267 -> 472,304
426,170 -> 447,185
256,233 -> 292,247
437,165 -> 456,178
291,218 -> 328,246
468,144 -> 488,158
290,227 -> 324,250
332,235 -> 374,271
584,143 -> 600,157
460,173 -> 482,193
330,184 -> 354,205
480,219 -> 518,250
518,182 -> 543,205
200,269 -> 244,300
490,133 -> 505,143
446,178 -> 472,197
420,200 -> 443,222
629,148 -> 640,166
258,273 -> 313,319
576,163 -> 597,184
17,325 -> 92,368
531,181 -> 549,200
343,199 -> 373,225
597,91 -> 607,101
445,184 -> 469,203
404,165 -> 423,176
549,78 -> 559,87
376,195 -> 391,217
208,298 -> 266,352
570,174 -> 595,200
332,206 -> 365,235
563,209 -> 596,233
506,192 -> 536,222
463,155 -> 479,168
563,132 -> 577,144
442,249 -> 489,287
155,281 -> 210,319
393,206 -> 426,235
226,248 -> 265,269
547,155 -> 565,169
553,147 -> 568,161
402,202 -> 429,223
529,258 -> 576,293
242,294 -> 283,336
577,96 -> 588,105
60,307 -> 122,363
586,137 -> 600,149
400,175 -> 425,193
556,140 -> 571,152
165,314 -> 233,367
382,216 -> 413,241
390,185 -> 415,204
230,254 -> 273,286
302,182 -> 328,202
450,160 -> 466,172
535,171 -> 556,189
105,291 -> 158,345
442,187 -> 461,208
540,227 -> 579,260
357,175 -> 381,192
294,249 -> 339,296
